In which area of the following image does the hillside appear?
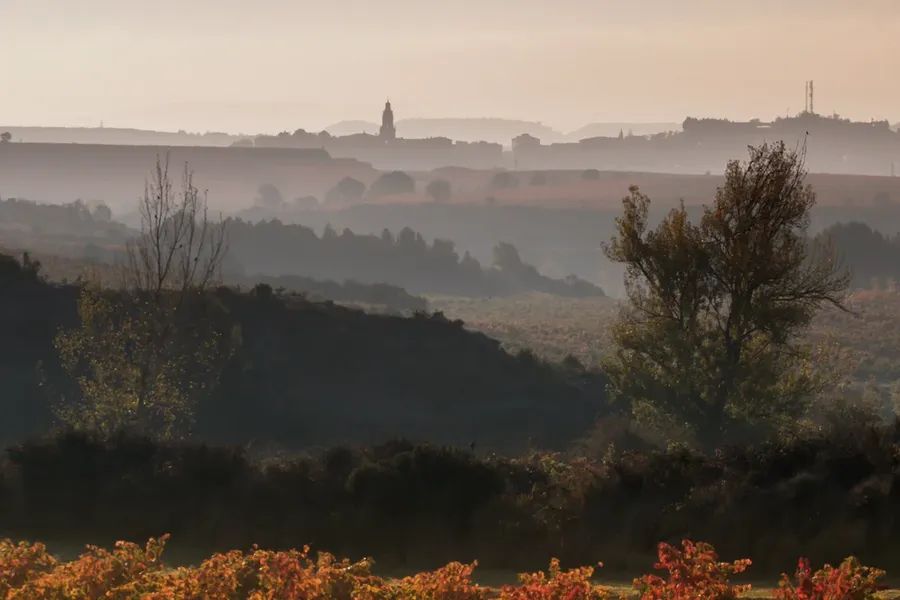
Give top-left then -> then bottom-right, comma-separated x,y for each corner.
0,126 -> 240,146
565,122 -> 681,141
0,255 -> 606,450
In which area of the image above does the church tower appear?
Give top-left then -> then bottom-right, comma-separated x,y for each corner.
379,100 -> 396,141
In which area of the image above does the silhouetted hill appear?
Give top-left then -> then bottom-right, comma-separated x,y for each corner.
233,273 -> 428,313
0,255 -> 606,450
564,122 -> 681,141
0,126 -> 240,146
398,118 -> 562,145
324,120 -> 380,136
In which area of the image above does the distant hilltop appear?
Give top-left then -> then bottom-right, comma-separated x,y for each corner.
0,126 -> 241,146
324,118 -> 680,145
512,112 -> 900,176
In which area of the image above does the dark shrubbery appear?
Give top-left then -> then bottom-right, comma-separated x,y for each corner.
4,426 -> 900,574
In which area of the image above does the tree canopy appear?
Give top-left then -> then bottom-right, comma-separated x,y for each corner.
604,142 -> 848,447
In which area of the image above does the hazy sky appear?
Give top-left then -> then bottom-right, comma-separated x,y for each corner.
2,0 -> 898,134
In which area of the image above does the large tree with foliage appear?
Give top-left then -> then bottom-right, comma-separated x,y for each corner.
604,143 -> 848,447
54,157 -> 231,439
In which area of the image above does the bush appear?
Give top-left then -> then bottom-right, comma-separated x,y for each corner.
6,536 -> 168,600
500,558 -> 609,600
634,540 -> 751,600
426,179 -> 452,203
774,557 -> 885,600
0,540 -> 57,597
389,561 -> 485,600
369,171 -> 415,197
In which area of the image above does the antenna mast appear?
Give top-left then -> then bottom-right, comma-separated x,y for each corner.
809,80 -> 814,115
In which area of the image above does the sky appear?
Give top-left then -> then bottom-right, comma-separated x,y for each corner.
2,0 -> 899,134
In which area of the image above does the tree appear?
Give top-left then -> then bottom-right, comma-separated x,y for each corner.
54,156 -> 231,440
603,143 -> 848,447
91,203 -> 112,222
369,171 -> 415,197
490,171 -> 518,190
325,176 -> 366,205
254,183 -> 284,208
426,179 -> 452,203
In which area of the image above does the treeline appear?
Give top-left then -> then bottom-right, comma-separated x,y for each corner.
235,274 -> 428,313
0,197 -> 126,240
0,254 -> 603,450
0,197 -> 423,311
4,426 -> 900,575
819,221 -> 900,288
225,218 -> 604,298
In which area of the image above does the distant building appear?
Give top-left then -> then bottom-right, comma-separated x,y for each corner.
380,101 -> 396,141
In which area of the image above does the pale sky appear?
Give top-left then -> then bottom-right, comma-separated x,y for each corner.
2,0 -> 898,134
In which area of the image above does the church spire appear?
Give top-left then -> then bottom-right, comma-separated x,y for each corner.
379,99 -> 396,141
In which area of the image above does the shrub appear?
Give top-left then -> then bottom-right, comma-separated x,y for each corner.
6,535 -> 169,600
774,557 -> 885,600
0,540 -> 58,596
387,561 -> 485,600
146,546 -> 381,600
634,540 -> 751,600
500,558 -> 609,600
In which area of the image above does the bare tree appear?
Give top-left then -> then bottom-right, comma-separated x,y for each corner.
125,155 -> 226,298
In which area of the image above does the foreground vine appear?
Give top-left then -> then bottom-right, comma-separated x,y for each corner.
0,537 -> 884,600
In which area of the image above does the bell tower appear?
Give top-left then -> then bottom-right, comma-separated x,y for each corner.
379,100 -> 396,141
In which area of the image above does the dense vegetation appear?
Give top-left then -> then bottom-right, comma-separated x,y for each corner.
0,197 -> 124,241
224,218 -> 604,298
3,428 -> 900,575
817,221 -> 900,289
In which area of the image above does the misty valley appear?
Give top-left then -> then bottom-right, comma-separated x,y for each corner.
3,3 -> 900,596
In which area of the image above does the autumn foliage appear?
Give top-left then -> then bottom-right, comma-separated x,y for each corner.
0,536 -> 888,600
633,540 -> 752,600
774,557 -> 885,600
498,558 -> 609,600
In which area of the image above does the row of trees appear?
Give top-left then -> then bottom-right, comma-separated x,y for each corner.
253,173 -> 453,211
223,218 -> 603,297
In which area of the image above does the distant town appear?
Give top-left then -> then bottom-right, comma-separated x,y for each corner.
2,84 -> 899,175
